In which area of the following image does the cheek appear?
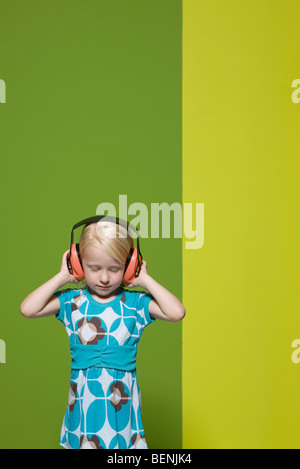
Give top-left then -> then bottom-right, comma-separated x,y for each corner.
114,271 -> 125,282
84,270 -> 97,281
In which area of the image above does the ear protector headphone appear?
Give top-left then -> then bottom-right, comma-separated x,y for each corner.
66,215 -> 143,284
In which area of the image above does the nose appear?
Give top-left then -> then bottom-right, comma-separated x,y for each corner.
99,271 -> 109,284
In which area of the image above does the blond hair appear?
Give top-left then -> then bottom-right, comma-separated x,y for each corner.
78,220 -> 133,288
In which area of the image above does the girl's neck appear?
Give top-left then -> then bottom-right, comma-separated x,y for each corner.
88,286 -> 122,303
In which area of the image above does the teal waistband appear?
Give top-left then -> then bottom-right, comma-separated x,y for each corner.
70,343 -> 137,371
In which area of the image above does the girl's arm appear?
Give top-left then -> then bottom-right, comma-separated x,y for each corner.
127,261 -> 186,322
20,250 -> 78,319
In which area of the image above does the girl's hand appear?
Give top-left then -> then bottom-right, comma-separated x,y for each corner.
59,250 -> 80,284
126,260 -> 149,288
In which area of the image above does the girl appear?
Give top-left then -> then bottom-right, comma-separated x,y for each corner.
20,219 -> 185,449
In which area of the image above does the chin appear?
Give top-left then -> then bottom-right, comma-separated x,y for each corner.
95,285 -> 120,293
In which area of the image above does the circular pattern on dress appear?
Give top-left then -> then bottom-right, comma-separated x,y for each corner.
55,287 -> 155,449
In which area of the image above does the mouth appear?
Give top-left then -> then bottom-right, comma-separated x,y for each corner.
96,285 -> 111,289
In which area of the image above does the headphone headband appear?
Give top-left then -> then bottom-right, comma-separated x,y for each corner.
71,215 -> 139,233
69,215 -> 141,272
69,215 -> 140,248
67,216 -> 143,282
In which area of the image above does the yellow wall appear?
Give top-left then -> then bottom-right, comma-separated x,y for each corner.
182,0 -> 300,448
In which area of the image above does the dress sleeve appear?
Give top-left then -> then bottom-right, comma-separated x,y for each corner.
53,288 -> 73,325
136,291 -> 156,328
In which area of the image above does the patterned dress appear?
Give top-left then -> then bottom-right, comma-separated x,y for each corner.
54,286 -> 155,449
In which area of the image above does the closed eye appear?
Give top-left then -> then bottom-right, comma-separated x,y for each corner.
88,266 -> 121,272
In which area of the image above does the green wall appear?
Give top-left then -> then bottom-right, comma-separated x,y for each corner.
0,1 -> 182,449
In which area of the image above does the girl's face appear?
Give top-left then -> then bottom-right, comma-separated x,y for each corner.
82,243 -> 125,297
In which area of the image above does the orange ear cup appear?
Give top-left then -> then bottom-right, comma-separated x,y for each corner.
69,243 -> 84,281
123,248 -> 141,284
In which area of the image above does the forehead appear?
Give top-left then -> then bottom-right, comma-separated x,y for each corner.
82,244 -> 121,266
